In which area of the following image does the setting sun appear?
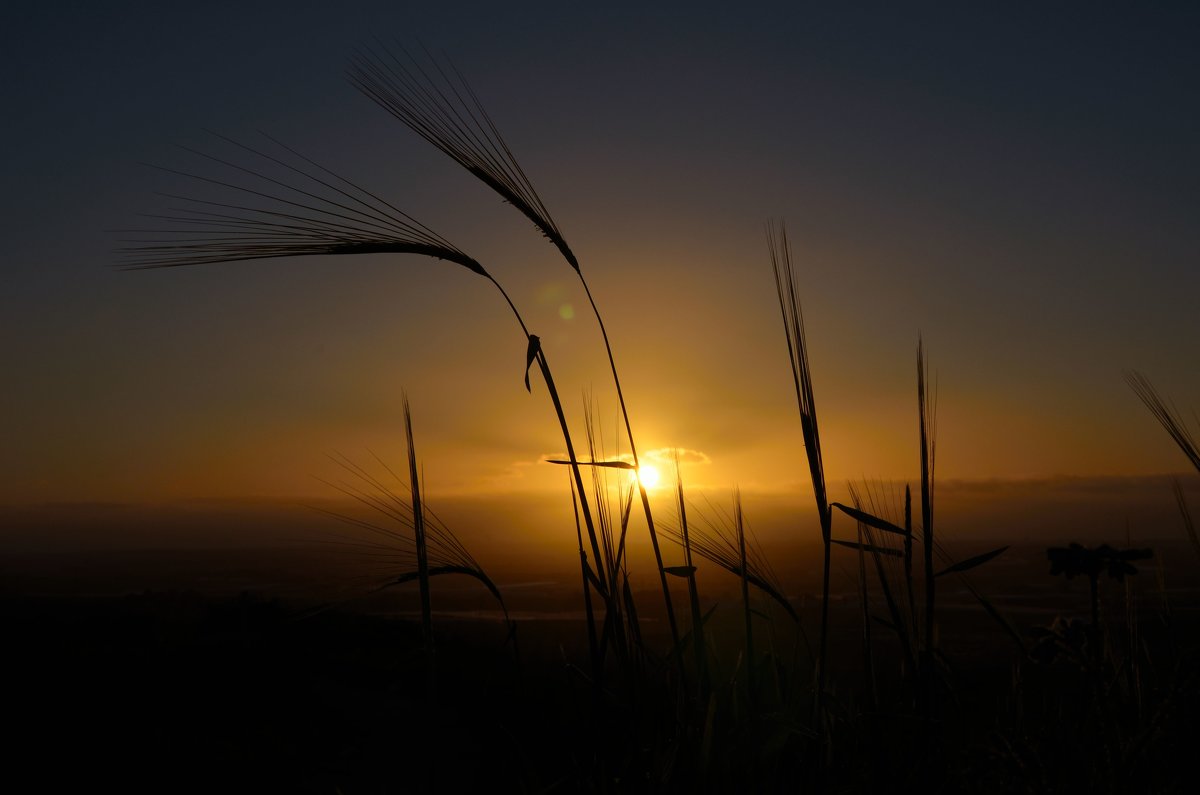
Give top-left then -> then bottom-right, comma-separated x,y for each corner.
633,464 -> 661,489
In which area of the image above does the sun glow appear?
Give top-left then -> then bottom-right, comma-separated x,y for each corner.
633,464 -> 661,489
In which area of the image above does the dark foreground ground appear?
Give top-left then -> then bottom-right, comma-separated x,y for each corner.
3,543 -> 1199,793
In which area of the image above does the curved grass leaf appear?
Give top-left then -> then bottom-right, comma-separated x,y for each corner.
543,458 -> 636,470
382,564 -> 505,610
580,556 -> 605,593
831,539 -> 903,557
316,450 -> 511,630
660,497 -> 803,628
831,502 -> 910,537
524,334 -> 540,392
934,545 -> 1009,578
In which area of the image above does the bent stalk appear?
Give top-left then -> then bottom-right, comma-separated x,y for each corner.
122,134 -> 611,669
348,46 -> 683,662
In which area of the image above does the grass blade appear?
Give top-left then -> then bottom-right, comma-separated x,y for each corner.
350,44 -> 686,662
404,397 -> 434,695
831,539 -> 903,557
934,546 -> 1009,578
544,459 -> 636,470
767,219 -> 831,741
831,502 -> 910,537
918,337 -> 937,712
847,482 -> 916,674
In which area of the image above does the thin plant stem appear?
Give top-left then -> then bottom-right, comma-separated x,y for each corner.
403,397 -> 434,697
569,470 -> 602,682
677,453 -> 708,691
766,220 -> 831,745
918,338 -> 937,713
347,46 -> 683,664
904,485 -> 916,649
576,276 -> 683,665
736,493 -> 755,711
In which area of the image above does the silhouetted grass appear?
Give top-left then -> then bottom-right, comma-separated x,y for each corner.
1126,371 -> 1200,474
1128,371 -> 1200,562
121,127 -> 623,679
349,43 -> 683,662
767,220 -> 833,752
917,336 -> 938,714
111,48 -> 1200,794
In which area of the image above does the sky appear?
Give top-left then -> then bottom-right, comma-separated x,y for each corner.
3,2 -> 1199,555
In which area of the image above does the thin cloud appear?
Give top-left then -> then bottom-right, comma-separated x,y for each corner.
645,447 -> 712,466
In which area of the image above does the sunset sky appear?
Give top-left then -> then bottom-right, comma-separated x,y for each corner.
4,3 -> 1199,554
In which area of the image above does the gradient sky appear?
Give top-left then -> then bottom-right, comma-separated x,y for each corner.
4,1 -> 1199,546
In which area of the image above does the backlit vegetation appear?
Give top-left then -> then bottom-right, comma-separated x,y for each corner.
121,46 -> 1200,792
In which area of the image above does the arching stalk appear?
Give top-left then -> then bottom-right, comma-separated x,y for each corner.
122,134 -> 613,669
348,47 -> 683,663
